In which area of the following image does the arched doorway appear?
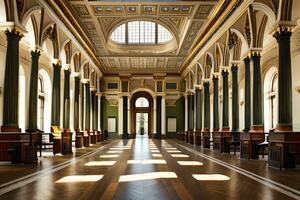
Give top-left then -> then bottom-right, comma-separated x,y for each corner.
131,92 -> 153,138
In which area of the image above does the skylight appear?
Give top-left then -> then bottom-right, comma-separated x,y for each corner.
110,20 -> 173,44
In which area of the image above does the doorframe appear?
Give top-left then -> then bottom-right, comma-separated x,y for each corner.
131,92 -> 153,138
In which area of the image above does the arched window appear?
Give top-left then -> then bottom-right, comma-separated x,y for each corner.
110,20 -> 173,44
269,73 -> 278,129
37,76 -> 45,130
135,97 -> 149,108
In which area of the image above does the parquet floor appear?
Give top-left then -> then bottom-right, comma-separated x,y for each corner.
0,136 -> 299,200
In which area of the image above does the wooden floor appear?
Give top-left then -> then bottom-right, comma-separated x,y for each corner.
0,136 -> 299,200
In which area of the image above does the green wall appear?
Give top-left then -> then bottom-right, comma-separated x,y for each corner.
166,97 -> 184,138
102,99 -> 119,139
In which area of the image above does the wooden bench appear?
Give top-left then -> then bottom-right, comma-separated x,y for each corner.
82,131 -> 90,147
90,130 -> 97,144
75,129 -> 83,148
50,126 -> 72,155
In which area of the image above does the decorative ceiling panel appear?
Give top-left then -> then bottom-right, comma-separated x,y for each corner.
62,0 -> 219,74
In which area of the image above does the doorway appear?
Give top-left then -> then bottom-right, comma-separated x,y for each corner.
131,92 -> 153,138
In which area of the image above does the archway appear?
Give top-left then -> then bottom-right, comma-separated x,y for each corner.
131,91 -> 153,138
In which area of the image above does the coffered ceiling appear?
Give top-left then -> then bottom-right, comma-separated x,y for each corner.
57,0 -> 220,74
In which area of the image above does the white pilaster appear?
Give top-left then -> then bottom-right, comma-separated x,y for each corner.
185,95 -> 188,131
118,96 -> 123,135
153,96 -> 157,134
128,96 -> 131,134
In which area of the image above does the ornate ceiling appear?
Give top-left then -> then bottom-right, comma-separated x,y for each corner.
58,0 -> 219,74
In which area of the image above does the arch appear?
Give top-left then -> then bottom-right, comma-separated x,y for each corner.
24,16 -> 36,47
71,52 -> 81,73
214,43 -> 223,72
204,53 -> 213,79
81,61 -> 90,79
0,0 -> 6,22
38,68 -> 52,132
19,65 -> 26,132
42,37 -> 54,59
41,24 -> 60,58
131,91 -> 154,138
263,66 -> 278,132
21,6 -> 42,27
60,39 -> 72,65
196,62 -> 203,84
252,2 -> 276,24
230,28 -> 248,57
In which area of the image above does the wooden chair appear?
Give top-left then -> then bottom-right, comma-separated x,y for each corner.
90,130 -> 97,144
75,129 -> 83,148
51,126 -> 63,155
96,130 -> 101,143
82,131 -> 90,147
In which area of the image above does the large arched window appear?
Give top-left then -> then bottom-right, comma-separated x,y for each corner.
135,97 -> 149,108
37,76 -> 45,131
110,21 -> 173,44
269,73 -> 278,129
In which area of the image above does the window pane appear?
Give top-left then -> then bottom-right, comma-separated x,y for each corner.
110,24 -> 126,44
143,21 -> 155,43
157,24 -> 172,43
128,21 -> 140,43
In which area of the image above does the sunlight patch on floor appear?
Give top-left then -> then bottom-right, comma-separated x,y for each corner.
151,150 -> 160,153
164,147 -> 177,150
106,150 -> 123,154
56,175 -> 104,183
127,159 -> 166,164
100,154 -> 119,158
119,172 -> 177,182
171,154 -> 189,158
84,161 -> 116,166
192,174 -> 230,181
152,154 -> 163,158
166,150 -> 181,153
177,161 -> 203,166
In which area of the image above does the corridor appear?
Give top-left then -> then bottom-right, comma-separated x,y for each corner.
0,137 -> 299,200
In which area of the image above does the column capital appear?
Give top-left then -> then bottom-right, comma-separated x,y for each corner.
221,66 -> 230,72
62,64 -> 71,70
51,58 -> 61,66
0,22 -> 26,36
212,73 -> 220,79
30,49 -> 41,58
272,21 -> 296,37
73,72 -> 80,77
202,78 -> 210,83
250,50 -> 262,58
81,78 -> 89,84
195,84 -> 202,90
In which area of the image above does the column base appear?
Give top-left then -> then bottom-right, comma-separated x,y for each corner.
122,133 -> 129,139
1,125 -> 21,132
188,129 -> 194,144
202,128 -> 210,148
213,131 -> 231,153
276,124 -> 293,132
249,125 -> 264,132
240,131 -> 264,159
269,132 -> 300,169
195,129 -> 202,146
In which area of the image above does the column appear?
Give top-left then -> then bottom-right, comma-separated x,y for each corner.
122,96 -> 128,139
161,96 -> 166,137
274,27 -> 293,131
156,96 -> 162,139
63,68 -> 70,129
100,95 -> 105,131
85,83 -> 90,130
1,30 -> 23,132
244,57 -> 251,132
27,50 -> 41,132
80,82 -> 85,130
153,96 -> 156,135
128,96 -> 131,135
195,88 -> 203,130
213,75 -> 219,131
203,81 -> 210,131
74,75 -> 80,131
188,93 -> 194,130
251,52 -> 263,131
221,69 -> 229,130
231,64 -> 239,132
51,62 -> 61,127
91,90 -> 97,130
184,95 -> 188,131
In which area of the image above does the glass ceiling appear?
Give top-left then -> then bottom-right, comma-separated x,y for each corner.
110,21 -> 173,44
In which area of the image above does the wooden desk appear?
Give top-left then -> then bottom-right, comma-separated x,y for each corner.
213,131 -> 232,153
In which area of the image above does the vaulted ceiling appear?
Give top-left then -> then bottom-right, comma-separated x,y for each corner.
50,0 -> 225,74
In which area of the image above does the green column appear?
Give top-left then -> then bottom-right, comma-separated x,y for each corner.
195,88 -> 203,130
231,64 -> 239,132
213,76 -> 219,131
222,69 -> 229,130
251,52 -> 263,130
74,76 -> 80,130
244,57 -> 251,131
85,83 -> 90,130
27,50 -> 41,132
203,81 -> 210,130
188,93 -> 194,130
63,69 -> 70,129
91,91 -> 96,130
122,96 -> 128,139
1,30 -> 22,132
100,95 -> 105,131
274,27 -> 293,131
81,82 -> 85,130
156,96 -> 162,139
51,63 -> 61,127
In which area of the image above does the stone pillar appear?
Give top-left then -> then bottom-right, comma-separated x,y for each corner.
251,52 -> 263,131
85,83 -> 90,130
161,96 -> 166,137
156,96 -> 162,139
203,81 -> 210,130
274,27 -> 293,131
122,96 -> 128,139
27,50 -> 41,132
244,57 -> 251,132
1,30 -> 23,132
51,62 -> 61,127
221,69 -> 229,130
184,95 -> 188,131
188,93 -> 194,130
100,95 -> 105,131
80,82 -> 85,130
231,64 -> 239,132
195,88 -> 203,130
74,75 -> 80,130
91,90 -> 97,130
213,75 -> 219,131
63,68 -> 70,129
